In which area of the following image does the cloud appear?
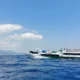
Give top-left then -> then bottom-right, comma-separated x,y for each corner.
0,41 -> 9,45
0,24 -> 43,53
0,40 -> 21,52
0,41 -> 18,47
8,32 -> 43,40
21,33 -> 43,40
0,24 -> 23,33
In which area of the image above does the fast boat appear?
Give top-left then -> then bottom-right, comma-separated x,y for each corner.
29,49 -> 60,58
29,48 -> 80,58
29,50 -> 47,58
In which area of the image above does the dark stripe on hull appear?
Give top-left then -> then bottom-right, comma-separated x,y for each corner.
41,54 -> 80,59
63,53 -> 80,55
41,54 -> 60,58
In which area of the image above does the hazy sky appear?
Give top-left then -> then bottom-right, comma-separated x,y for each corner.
0,0 -> 79,52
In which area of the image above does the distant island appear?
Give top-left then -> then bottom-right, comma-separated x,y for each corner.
0,50 -> 25,55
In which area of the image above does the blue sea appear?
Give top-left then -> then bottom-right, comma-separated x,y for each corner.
0,54 -> 80,80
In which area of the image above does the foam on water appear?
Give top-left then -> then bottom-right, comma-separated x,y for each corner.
31,54 -> 47,59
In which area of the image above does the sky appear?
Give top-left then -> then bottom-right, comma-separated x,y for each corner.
0,0 -> 79,53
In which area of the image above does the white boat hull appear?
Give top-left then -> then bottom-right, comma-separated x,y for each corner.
29,48 -> 80,58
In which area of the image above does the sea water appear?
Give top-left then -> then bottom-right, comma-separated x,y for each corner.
0,54 -> 80,80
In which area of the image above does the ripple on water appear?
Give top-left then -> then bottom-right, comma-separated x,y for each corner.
0,55 -> 80,80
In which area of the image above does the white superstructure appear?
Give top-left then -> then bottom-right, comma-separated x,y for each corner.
61,48 -> 80,58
